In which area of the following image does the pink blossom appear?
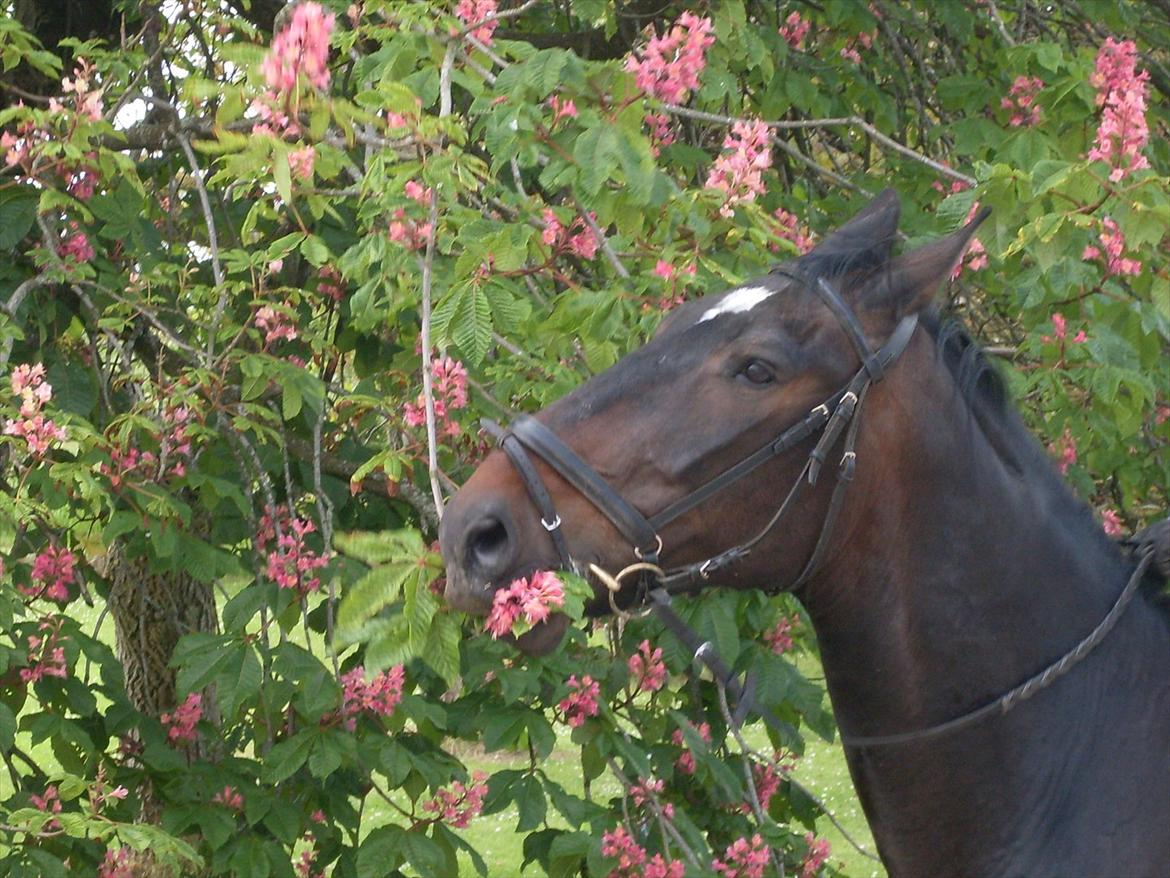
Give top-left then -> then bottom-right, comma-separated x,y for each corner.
455,0 -> 500,46
337,664 -> 405,730
712,834 -> 770,878
671,721 -> 712,774
558,674 -> 600,727
706,119 -> 772,217
213,785 -> 245,811
548,95 -> 578,124
20,620 -> 68,684
317,265 -> 345,301
1100,508 -> 1124,537
24,546 -> 76,602
1087,38 -> 1150,182
763,616 -> 794,654
421,771 -> 488,828
770,208 -> 816,255
262,2 -> 335,94
949,202 -> 988,279
625,12 -> 715,104
1053,427 -> 1077,475
485,570 -> 566,637
30,785 -> 63,831
628,639 -> 667,693
404,180 -> 433,205
653,259 -> 675,280
387,208 -> 432,250
160,693 -> 203,744
288,145 -> 316,180
4,412 -> 67,456
255,304 -> 298,346
800,833 -> 832,878
59,60 -> 104,120
59,223 -> 94,264
600,826 -> 683,878
1083,217 -> 1141,276
779,12 -> 811,50
262,513 -> 328,596
249,95 -> 301,138
99,848 -> 134,878
6,362 -> 66,457
1000,75 -> 1044,127
644,112 -> 676,155
404,355 -> 468,437
540,208 -> 602,260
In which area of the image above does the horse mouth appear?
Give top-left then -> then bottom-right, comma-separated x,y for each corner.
508,614 -> 571,656
443,563 -> 575,657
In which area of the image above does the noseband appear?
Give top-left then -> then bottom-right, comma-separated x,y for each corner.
486,274 -> 918,595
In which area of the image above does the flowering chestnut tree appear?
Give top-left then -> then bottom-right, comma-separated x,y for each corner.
0,1 -> 1166,876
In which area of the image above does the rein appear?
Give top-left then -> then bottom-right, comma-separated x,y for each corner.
483,274 -> 1154,748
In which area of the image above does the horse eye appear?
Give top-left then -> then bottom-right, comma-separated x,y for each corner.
739,360 -> 775,385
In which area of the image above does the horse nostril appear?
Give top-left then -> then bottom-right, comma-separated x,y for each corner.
464,516 -> 512,580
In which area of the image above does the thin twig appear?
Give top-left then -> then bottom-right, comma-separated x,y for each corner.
570,192 -> 629,279
606,759 -> 704,871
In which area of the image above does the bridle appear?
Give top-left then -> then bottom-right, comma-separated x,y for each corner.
486,273 -> 918,596
481,272 -> 1154,748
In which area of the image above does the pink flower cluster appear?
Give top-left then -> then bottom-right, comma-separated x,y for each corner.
161,692 -> 203,744
30,784 -> 62,830
600,826 -> 685,878
59,221 -> 95,264
779,11 -> 811,50
712,834 -> 770,878
541,208 -> 602,261
1053,427 -> 1077,475
770,209 -> 815,255
1040,312 -> 1087,346
317,265 -> 345,301
54,60 -> 104,121
705,119 -> 772,217
262,2 -> 334,94
763,616 -> 794,654
337,664 -> 405,730
840,31 -> 873,65
1100,508 -> 1124,537
288,145 -> 316,180
404,355 -> 469,438
256,304 -> 299,346
949,202 -> 988,279
422,771 -> 489,828
644,112 -> 676,155
23,546 -> 76,603
455,0 -> 500,46
5,362 -> 67,456
1001,75 -> 1043,127
387,199 -> 433,250
1083,217 -> 1141,276
99,848 -> 134,878
213,785 -> 245,811
627,639 -> 667,693
101,405 -> 194,489
484,570 -> 565,638
558,674 -> 600,727
548,95 -> 578,125
628,777 -> 672,817
743,756 -> 794,813
800,833 -> 832,878
250,97 -> 301,139
20,619 -> 68,684
257,507 -> 329,597
625,12 -> 715,104
1087,38 -> 1150,182
671,721 -> 712,775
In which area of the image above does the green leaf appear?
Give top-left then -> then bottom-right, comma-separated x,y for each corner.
573,126 -> 619,196
0,702 -> 15,752
262,731 -> 316,783
0,187 -> 37,250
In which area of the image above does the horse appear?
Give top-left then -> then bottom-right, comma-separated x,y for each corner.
439,190 -> 1170,877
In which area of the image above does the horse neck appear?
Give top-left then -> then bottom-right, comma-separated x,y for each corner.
795,352 -> 1149,863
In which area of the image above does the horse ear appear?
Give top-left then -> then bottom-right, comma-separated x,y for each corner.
808,188 -> 902,265
862,206 -> 991,317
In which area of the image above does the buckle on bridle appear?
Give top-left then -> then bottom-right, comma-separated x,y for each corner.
839,450 -> 857,481
541,515 -> 562,532
811,403 -> 830,419
633,533 -> 664,563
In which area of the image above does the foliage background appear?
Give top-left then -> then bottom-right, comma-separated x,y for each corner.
0,0 -> 1166,875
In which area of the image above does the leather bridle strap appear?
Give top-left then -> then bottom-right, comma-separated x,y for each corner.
507,415 -> 662,561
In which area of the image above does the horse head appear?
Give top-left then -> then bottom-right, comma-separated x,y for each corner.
440,189 -> 985,654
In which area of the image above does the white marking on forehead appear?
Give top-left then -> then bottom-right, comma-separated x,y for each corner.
696,285 -> 775,323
